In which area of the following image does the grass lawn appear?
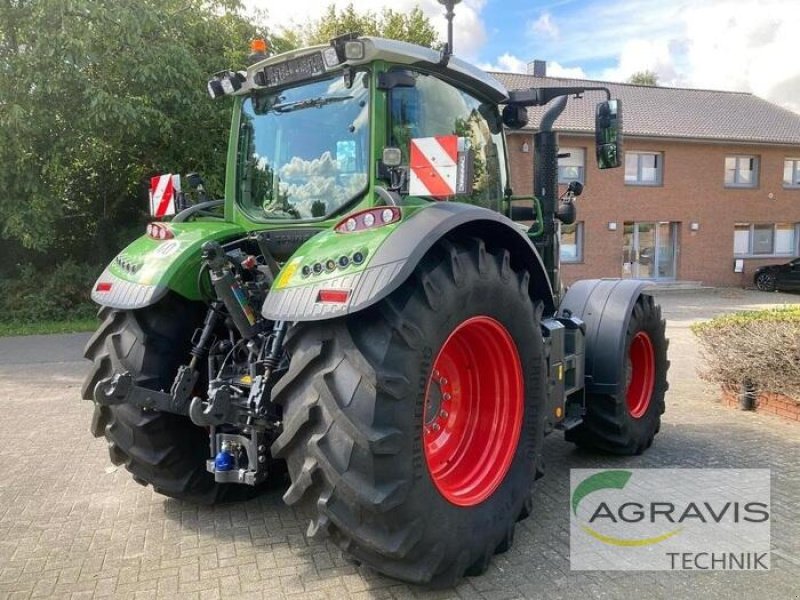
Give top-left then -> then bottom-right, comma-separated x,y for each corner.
0,317 -> 98,337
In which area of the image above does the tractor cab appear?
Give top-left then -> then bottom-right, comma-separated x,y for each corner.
207,32 -> 623,295
209,35 -> 512,226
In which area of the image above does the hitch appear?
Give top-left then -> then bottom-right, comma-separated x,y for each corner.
94,372 -> 190,415
206,428 -> 269,485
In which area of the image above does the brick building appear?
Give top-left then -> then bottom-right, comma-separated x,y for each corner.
492,70 -> 800,287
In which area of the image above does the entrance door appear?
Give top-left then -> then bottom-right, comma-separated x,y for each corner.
623,222 -> 677,279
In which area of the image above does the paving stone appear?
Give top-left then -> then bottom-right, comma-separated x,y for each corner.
0,290 -> 798,599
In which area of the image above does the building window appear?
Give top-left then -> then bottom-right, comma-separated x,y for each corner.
725,156 -> 759,187
558,147 -> 585,184
733,223 -> 798,256
624,152 -> 662,185
784,159 -> 800,188
561,222 -> 583,262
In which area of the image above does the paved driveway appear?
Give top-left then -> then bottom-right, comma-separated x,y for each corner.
0,289 -> 798,599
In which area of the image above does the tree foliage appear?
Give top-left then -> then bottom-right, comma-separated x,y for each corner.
0,0 -> 267,265
299,3 -> 440,48
627,70 -> 659,86
0,0 -> 440,274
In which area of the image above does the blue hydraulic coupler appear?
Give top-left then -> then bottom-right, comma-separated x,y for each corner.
214,449 -> 234,471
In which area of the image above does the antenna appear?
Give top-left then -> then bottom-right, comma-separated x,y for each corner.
437,0 -> 461,66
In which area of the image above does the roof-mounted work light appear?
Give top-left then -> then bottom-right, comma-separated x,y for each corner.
330,32 -> 364,64
207,70 -> 245,100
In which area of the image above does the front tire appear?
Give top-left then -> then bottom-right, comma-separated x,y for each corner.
565,294 -> 668,455
271,238 -> 546,586
82,297 -> 254,504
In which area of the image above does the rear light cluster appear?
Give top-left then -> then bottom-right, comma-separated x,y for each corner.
146,222 -> 174,240
335,207 -> 400,233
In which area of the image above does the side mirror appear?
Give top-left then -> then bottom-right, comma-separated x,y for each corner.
186,172 -> 205,190
595,99 -> 623,169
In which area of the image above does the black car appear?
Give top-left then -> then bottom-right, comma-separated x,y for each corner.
753,257 -> 800,292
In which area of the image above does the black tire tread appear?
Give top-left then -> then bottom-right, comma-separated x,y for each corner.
566,294 -> 669,455
271,238 -> 544,586
82,298 -> 255,504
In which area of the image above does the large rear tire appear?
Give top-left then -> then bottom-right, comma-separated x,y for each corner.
565,294 -> 668,455
271,238 -> 546,586
82,297 -> 255,504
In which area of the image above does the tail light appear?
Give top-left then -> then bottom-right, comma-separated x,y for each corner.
335,207 -> 401,233
146,222 -> 174,240
317,289 -> 350,303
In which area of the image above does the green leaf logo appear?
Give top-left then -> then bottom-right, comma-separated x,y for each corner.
572,470 -> 682,547
572,470 -> 632,515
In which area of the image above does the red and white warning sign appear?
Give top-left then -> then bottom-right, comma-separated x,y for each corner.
149,174 -> 181,218
409,135 -> 459,199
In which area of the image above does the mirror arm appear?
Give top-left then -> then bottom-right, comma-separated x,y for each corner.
507,86 -> 611,108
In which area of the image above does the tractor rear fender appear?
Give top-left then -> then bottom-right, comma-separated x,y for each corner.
262,202 -> 555,322
90,221 -> 247,310
558,278 -> 648,395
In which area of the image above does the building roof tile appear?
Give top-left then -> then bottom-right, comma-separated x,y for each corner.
490,72 -> 800,146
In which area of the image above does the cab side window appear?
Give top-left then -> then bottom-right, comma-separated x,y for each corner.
389,72 -> 505,210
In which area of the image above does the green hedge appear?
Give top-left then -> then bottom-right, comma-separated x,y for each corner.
0,262 -> 101,323
692,307 -> 800,400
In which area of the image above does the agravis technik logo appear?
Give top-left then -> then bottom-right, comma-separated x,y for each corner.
570,469 -> 770,571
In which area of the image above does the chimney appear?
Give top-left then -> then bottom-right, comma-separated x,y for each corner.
527,60 -> 546,77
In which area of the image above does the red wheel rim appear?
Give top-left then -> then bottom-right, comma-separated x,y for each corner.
423,316 -> 524,506
627,331 -> 655,418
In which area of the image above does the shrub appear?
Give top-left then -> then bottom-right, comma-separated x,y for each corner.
0,262 -> 101,323
692,307 -> 800,401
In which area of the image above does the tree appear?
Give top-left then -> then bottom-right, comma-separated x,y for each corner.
298,3 -> 440,48
0,1 -> 440,271
628,70 -> 659,86
0,0 -> 267,265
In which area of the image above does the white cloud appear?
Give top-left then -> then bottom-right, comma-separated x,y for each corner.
244,0 -> 487,61
478,53 -> 527,73
681,1 -> 800,111
478,54 -> 588,81
547,61 -> 588,79
597,38 -> 679,85
529,12 -> 559,40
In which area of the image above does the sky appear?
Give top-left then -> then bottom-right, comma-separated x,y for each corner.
246,0 -> 800,114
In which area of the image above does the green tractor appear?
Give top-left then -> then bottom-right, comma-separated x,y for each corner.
82,1 -> 668,586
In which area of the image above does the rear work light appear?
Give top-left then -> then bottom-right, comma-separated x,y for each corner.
335,207 -> 401,233
146,222 -> 174,240
95,282 -> 112,292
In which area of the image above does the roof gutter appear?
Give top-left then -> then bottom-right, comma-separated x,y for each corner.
506,129 -> 800,148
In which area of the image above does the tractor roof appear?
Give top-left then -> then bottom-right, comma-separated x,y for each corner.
242,36 -> 509,104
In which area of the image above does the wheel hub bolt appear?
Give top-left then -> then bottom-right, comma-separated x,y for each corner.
439,409 -> 448,418
440,377 -> 448,385
443,393 -> 451,401
432,423 -> 440,432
